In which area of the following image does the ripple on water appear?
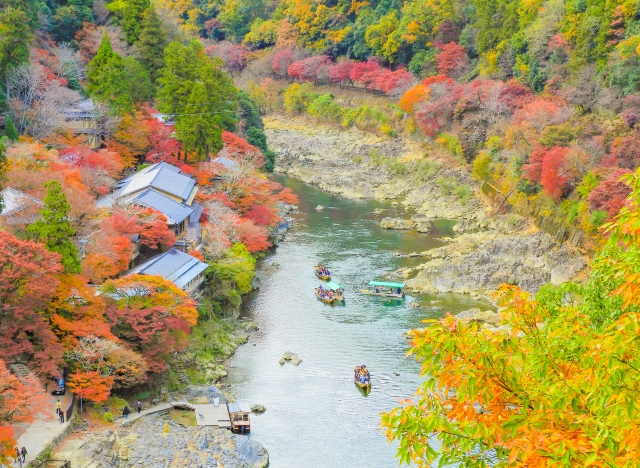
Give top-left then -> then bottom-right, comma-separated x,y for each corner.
227,176 -> 490,467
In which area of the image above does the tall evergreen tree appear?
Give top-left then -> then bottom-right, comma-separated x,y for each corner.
86,33 -> 132,115
0,138 -> 6,213
123,56 -> 154,104
4,115 -> 18,141
108,0 -> 150,44
137,7 -> 167,84
175,83 -> 224,163
0,7 -> 33,99
27,180 -> 81,274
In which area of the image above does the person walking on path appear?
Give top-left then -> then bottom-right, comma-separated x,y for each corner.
56,399 -> 61,415
123,406 -> 131,419
59,411 -> 64,424
15,447 -> 22,467
20,447 -> 27,462
137,401 -> 142,413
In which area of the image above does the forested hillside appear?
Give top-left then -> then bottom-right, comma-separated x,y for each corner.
0,0 -> 296,460
159,0 -> 640,244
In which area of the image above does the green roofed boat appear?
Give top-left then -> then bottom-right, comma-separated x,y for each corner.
315,280 -> 345,304
362,281 -> 406,298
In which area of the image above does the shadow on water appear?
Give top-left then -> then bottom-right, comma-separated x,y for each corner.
229,175 -> 491,467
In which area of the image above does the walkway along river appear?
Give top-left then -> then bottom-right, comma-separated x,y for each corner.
227,175 -> 490,467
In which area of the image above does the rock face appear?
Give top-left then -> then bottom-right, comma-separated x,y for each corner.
380,217 -> 416,230
58,415 -> 269,468
411,214 -> 432,233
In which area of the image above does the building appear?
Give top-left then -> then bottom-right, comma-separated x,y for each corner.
62,99 -> 100,149
98,162 -> 205,251
0,187 -> 42,225
127,248 -> 208,296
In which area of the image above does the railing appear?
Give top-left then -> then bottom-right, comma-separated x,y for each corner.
65,393 -> 75,423
31,459 -> 70,468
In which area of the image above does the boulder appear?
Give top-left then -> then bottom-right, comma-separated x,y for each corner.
281,352 -> 297,361
315,205 -> 324,211
411,214 -> 432,233
373,208 -> 384,215
251,404 -> 266,414
380,217 -> 416,230
290,356 -> 302,366
278,358 -> 285,365
456,308 -> 501,324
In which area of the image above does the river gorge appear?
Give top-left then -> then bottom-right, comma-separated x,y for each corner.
227,175 -> 492,467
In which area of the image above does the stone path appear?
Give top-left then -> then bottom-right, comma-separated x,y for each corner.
115,403 -> 173,425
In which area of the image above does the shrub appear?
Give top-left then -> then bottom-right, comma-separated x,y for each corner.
103,412 -> 114,423
472,152 -> 492,181
413,160 -> 441,182
577,172 -> 601,198
134,391 -> 151,400
283,83 -> 318,113
307,94 -> 342,121
436,134 -> 463,159
454,185 -> 473,205
436,176 -> 458,196
589,210 -> 608,230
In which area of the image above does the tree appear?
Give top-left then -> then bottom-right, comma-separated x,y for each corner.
0,7 -> 33,99
0,359 -> 49,463
108,0 -> 150,44
67,371 -> 113,403
86,33 -> 132,114
101,275 -> 198,371
0,231 -> 64,376
435,42 -> 468,78
123,56 -> 154,104
381,169 -> 640,466
28,180 -> 81,274
137,7 -> 167,84
175,83 -> 224,162
539,146 -> 570,200
3,115 -> 18,141
588,168 -> 632,217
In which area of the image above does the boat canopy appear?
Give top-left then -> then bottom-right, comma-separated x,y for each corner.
368,281 -> 406,288
326,281 -> 343,290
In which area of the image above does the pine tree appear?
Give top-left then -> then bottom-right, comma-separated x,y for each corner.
175,83 -> 223,163
0,7 -> 34,99
108,0 -> 150,44
86,33 -> 132,115
27,180 -> 81,274
4,115 -> 18,141
136,7 -> 166,84
123,56 -> 154,104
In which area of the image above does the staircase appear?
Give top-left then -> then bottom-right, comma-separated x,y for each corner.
10,363 -> 32,378
171,360 -> 190,384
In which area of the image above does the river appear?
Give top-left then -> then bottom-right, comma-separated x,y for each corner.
227,175 -> 490,467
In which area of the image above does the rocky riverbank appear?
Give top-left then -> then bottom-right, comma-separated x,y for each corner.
53,386 -> 269,468
265,114 -> 588,294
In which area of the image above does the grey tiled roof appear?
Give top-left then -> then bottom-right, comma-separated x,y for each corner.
0,187 -> 42,216
189,202 -> 204,223
128,248 -> 208,290
119,162 -> 195,201
132,189 -> 194,225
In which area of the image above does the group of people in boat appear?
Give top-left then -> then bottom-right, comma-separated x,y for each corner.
354,365 -> 370,385
316,264 -> 331,276
374,286 -> 403,295
316,285 -> 336,300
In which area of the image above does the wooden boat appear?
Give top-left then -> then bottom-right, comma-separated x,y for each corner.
354,366 -> 371,389
315,287 -> 337,304
314,263 -> 331,280
362,281 -> 406,298
326,281 -> 345,302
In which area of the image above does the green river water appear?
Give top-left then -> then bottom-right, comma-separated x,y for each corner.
227,175 -> 490,467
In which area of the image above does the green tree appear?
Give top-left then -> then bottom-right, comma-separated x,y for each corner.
3,115 -> 18,141
108,0 -> 150,44
27,180 -> 81,274
137,7 -> 167,84
51,0 -> 94,42
123,56 -> 153,104
156,41 -> 237,159
174,82 -> 224,163
86,33 -> 132,114
0,7 -> 33,98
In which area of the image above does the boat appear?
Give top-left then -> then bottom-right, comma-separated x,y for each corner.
354,365 -> 371,390
362,281 -> 406,298
315,286 -> 337,304
325,280 -> 345,302
314,263 -> 331,280
228,402 -> 251,433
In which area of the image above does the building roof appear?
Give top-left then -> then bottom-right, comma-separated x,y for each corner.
212,156 -> 239,170
189,202 -> 204,223
63,99 -> 95,119
132,189 -> 194,225
118,162 -> 195,201
128,248 -> 208,290
227,402 -> 251,413
0,187 -> 42,217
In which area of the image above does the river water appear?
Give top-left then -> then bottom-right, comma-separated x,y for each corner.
227,175 -> 489,467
